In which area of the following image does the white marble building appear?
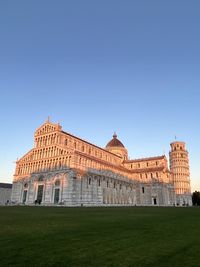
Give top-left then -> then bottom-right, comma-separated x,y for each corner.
11,120 -> 191,206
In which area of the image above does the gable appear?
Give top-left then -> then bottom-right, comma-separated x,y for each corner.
18,149 -> 34,163
18,144 -> 73,164
34,122 -> 62,136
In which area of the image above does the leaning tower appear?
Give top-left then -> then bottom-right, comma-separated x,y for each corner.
169,141 -> 192,206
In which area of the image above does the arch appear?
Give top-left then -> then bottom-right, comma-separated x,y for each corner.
38,175 -> 44,182
55,179 -> 60,186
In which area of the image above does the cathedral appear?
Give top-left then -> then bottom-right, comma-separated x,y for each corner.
11,120 -> 192,206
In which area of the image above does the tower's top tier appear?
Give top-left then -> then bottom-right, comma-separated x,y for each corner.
170,141 -> 186,152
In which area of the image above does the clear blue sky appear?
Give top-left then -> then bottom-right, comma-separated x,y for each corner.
0,0 -> 199,191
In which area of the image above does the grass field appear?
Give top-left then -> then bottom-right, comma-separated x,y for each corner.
0,206 -> 200,267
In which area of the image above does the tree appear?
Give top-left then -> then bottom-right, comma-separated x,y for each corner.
192,191 -> 200,206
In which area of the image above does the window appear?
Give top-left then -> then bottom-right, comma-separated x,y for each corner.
142,187 -> 145,193
89,178 -> 91,185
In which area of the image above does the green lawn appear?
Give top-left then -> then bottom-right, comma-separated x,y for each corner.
0,206 -> 200,267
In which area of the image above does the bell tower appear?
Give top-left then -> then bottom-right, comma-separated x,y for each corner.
169,141 -> 192,206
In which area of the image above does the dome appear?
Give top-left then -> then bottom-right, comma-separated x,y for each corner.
106,133 -> 125,148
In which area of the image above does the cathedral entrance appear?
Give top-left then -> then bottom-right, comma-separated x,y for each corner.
37,185 -> 44,204
54,188 -> 60,204
153,198 -> 157,205
23,190 -> 27,203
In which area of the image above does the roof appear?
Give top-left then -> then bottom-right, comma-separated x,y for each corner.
61,130 -> 122,158
131,167 -> 166,173
124,155 -> 166,163
0,183 -> 12,189
106,133 -> 125,148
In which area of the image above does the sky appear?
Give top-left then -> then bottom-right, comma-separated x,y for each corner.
0,0 -> 199,191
